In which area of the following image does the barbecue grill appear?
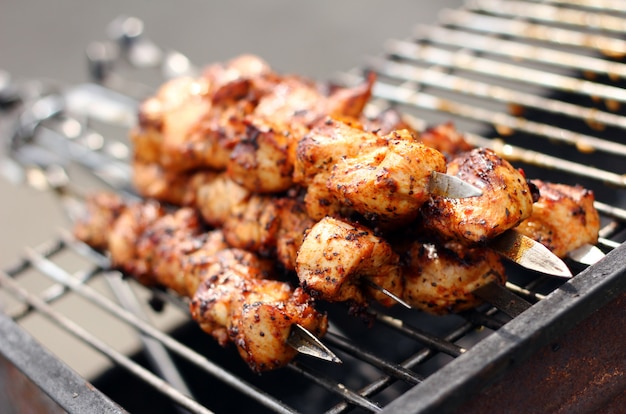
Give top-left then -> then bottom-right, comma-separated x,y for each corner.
2,1 -> 626,413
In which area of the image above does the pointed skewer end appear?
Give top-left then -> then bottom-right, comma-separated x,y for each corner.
288,324 -> 342,364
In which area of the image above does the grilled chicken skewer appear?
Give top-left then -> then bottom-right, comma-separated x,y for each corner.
515,179 -> 602,264
419,123 -> 603,266
73,192 -> 332,372
295,216 -> 508,314
133,55 -> 480,204
132,54 -> 376,192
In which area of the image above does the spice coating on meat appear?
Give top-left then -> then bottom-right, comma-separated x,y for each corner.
328,129 -> 447,225
399,240 -> 506,314
515,180 -> 600,258
132,161 -> 218,206
73,192 -> 126,250
422,148 -> 534,244
296,216 -> 403,307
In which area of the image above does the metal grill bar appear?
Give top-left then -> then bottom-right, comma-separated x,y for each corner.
468,0 -> 626,33
438,8 -> 626,57
416,24 -> 626,78
369,61 -> 626,157
542,0 -> 626,13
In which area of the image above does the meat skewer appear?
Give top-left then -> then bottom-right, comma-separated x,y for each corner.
73,192 -> 336,372
132,55 -> 482,203
295,215 -> 508,314
419,123 -> 603,266
515,179 -> 602,264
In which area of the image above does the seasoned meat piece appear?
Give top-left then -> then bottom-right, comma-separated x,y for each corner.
74,193 -> 328,373
422,148 -> 534,244
274,197 -> 317,271
515,180 -> 600,258
296,216 -> 403,307
107,199 -> 166,286
195,172 -> 251,228
294,117 -> 384,185
400,240 -> 506,314
226,74 -> 375,193
227,117 -> 308,193
132,161 -> 218,206
222,194 -> 282,258
294,118 -> 388,220
131,55 -> 276,173
418,122 -> 474,161
328,129 -> 447,225
190,267 -> 327,372
135,207 -> 211,296
73,192 -> 126,250
131,76 -> 208,166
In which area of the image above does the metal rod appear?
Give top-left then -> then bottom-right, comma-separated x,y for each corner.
374,312 -> 466,357
438,8 -> 626,57
324,332 -> 422,385
287,362 -> 382,413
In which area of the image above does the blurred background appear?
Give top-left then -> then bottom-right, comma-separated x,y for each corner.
0,0 -> 463,270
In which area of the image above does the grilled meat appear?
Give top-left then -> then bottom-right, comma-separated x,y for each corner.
74,193 -> 328,372
295,117 -> 447,225
418,122 -> 474,161
421,148 -> 535,244
398,239 -> 506,314
132,55 -> 274,172
190,268 -> 326,372
132,160 -> 218,206
132,54 -> 375,195
327,129 -> 446,225
515,180 -> 601,258
73,191 -> 126,250
296,216 -> 404,307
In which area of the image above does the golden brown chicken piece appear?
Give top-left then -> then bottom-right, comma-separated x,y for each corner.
295,118 -> 448,225
399,239 -> 506,315
418,122 -> 474,161
131,55 -> 276,172
132,161 -> 218,206
190,267 -> 327,372
328,129 -> 447,225
134,207 -> 227,296
515,180 -> 600,258
195,172 -> 252,228
222,194 -> 282,258
73,192 -> 126,250
421,148 -> 535,244
106,198 -> 167,287
295,118 -> 393,220
274,197 -> 317,272
225,73 -> 375,193
227,117 -> 308,194
295,216 -> 404,307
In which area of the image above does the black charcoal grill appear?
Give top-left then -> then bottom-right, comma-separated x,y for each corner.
2,1 -> 626,413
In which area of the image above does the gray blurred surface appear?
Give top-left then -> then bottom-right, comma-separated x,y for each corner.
0,1 -> 462,379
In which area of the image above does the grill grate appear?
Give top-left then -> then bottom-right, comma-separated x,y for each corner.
2,1 -> 626,413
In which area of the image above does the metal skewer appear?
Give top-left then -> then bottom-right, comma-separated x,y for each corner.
363,279 -> 412,309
